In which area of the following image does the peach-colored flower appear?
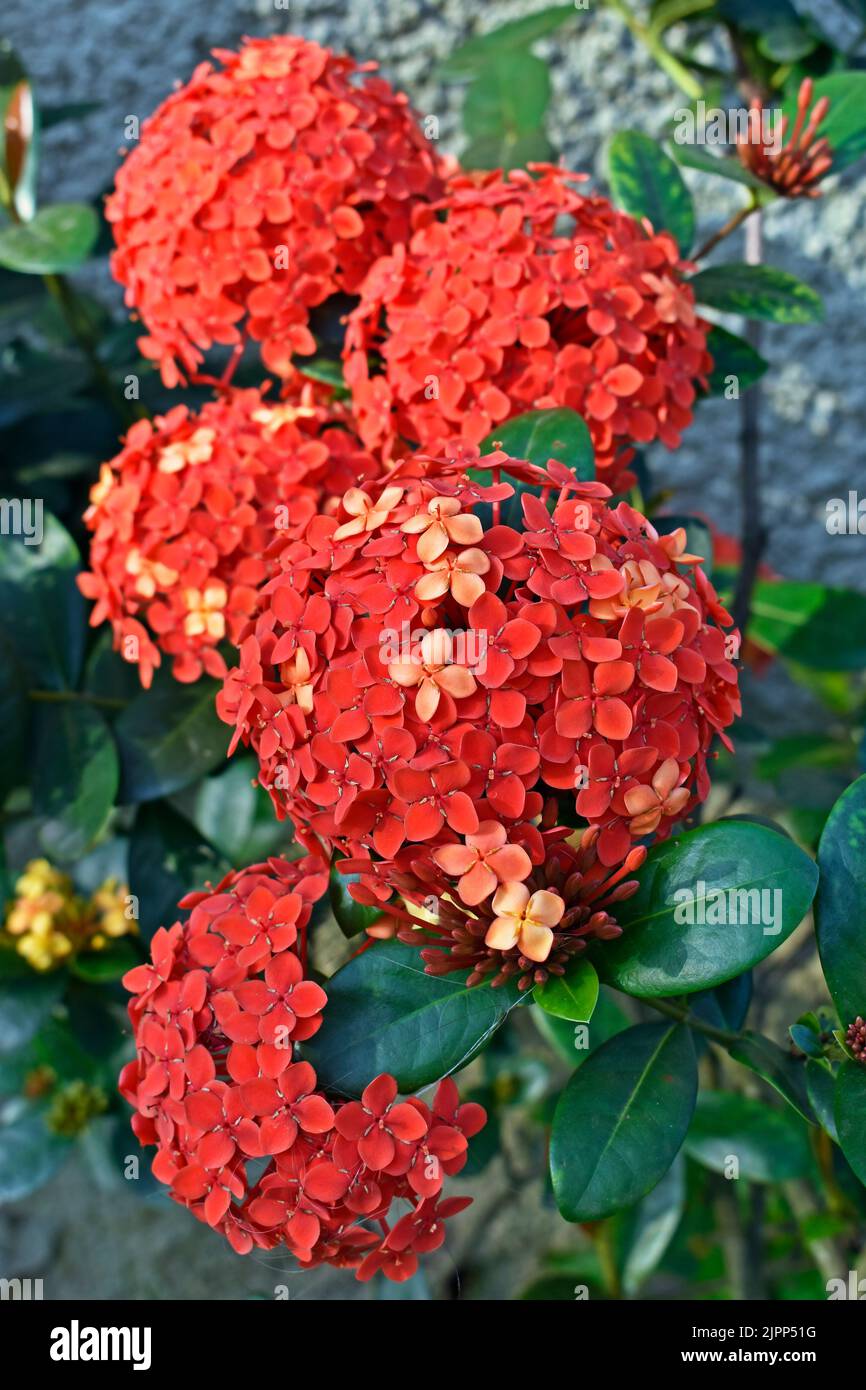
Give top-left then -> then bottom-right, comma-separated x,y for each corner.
414,547 -> 490,607
484,883 -> 565,963
624,756 -> 690,835
334,485 -> 404,540
433,821 -> 532,906
388,628 -> 476,721
401,497 -> 483,563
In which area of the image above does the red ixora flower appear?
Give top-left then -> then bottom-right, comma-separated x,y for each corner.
78,377 -> 380,686
120,858 -> 485,1278
107,35 -> 445,386
736,78 -> 833,199
343,166 -> 712,490
218,446 -> 741,983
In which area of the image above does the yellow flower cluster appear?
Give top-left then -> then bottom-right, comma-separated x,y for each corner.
3,859 -> 137,972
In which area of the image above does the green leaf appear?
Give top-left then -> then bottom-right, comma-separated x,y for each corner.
69,938 -> 140,982
835,1060 -> 866,1187
439,6 -> 575,78
704,324 -> 768,395
596,821 -> 818,997
462,130 -> 554,170
192,758 -> 289,864
128,801 -> 229,943
480,406 -> 595,479
295,357 -> 347,393
748,581 -> 866,670
30,702 -> 119,858
535,957 -> 599,1022
0,511 -> 86,689
328,866 -> 384,939
622,1153 -> 685,1295
607,131 -> 695,252
727,1030 -> 816,1123
0,1105 -> 71,1202
115,677 -> 228,802
0,971 -> 65,1053
463,52 -> 551,165
814,775 -> 866,1025
0,203 -> 98,275
691,971 -> 753,1033
550,1022 -> 697,1222
303,940 -> 523,1096
806,1060 -> 838,1142
685,1090 -> 812,1182
783,72 -> 866,172
670,144 -> 771,192
690,264 -> 824,323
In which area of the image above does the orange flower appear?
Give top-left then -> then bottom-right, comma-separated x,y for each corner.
388,628 -> 476,721
401,496 -> 484,563
414,546 -> 490,607
624,757 -> 690,835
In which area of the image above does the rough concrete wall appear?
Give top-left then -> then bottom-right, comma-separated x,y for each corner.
1,0 -> 864,1299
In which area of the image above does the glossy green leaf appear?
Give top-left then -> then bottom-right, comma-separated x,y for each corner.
704,324 -> 768,395
748,581 -> 866,670
685,1090 -> 812,1182
690,263 -> 823,323
128,801 -> 229,942
0,203 -> 98,275
115,678 -> 228,802
727,1030 -> 816,1123
480,406 -> 595,478
0,511 -> 86,689
596,821 -> 818,997
30,702 -> 119,858
835,1060 -> 866,1187
535,957 -> 598,1022
815,775 -> 866,1024
671,144 -> 771,192
806,1060 -> 838,1142
0,1105 -> 71,1202
550,1022 -> 697,1222
622,1153 -> 685,1295
649,0 -> 716,33
607,131 -> 695,251
303,940 -> 523,1096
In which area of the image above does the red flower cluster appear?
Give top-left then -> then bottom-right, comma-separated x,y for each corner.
107,35 -> 445,386
736,78 -> 832,199
120,857 -> 485,1281
78,379 -> 380,686
218,448 -> 740,981
344,167 -> 712,490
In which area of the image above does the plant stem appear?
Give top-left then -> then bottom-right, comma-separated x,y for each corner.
638,994 -> 743,1047
594,1218 -> 623,1298
29,688 -> 128,712
732,209 -> 767,635
606,0 -> 704,101
694,196 -> 759,262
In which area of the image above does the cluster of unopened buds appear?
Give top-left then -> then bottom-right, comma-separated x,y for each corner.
345,165 -> 713,490
2,859 -> 136,973
736,78 -> 832,199
120,858 -> 485,1281
78,379 -> 380,686
219,448 -> 741,989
